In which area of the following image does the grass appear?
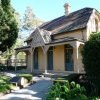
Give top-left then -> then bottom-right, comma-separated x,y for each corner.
18,74 -> 33,82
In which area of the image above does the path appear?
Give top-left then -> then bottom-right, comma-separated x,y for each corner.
0,77 -> 53,100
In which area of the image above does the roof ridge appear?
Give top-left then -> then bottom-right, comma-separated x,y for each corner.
40,7 -> 94,29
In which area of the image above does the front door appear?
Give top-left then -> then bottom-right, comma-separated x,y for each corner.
65,45 -> 74,71
34,48 -> 38,69
47,47 -> 53,70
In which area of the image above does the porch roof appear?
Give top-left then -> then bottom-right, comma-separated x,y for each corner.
15,37 -> 84,51
46,37 -> 84,45
15,45 -> 30,51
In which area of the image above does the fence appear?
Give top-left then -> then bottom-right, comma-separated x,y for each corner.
0,59 -> 27,67
0,59 -> 27,71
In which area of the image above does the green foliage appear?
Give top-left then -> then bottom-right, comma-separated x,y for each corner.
0,65 -> 7,71
53,74 -> 81,85
0,0 -> 18,52
0,75 -> 11,93
47,81 -> 88,100
54,79 -> 68,85
4,38 -> 25,59
82,32 -> 100,89
18,74 -> 33,82
89,97 -> 100,100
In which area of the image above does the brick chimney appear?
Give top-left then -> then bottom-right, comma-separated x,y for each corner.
64,3 -> 71,16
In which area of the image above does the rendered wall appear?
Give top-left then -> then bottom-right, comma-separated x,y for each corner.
38,47 -> 45,71
27,52 -> 32,72
54,29 -> 87,42
53,45 -> 65,71
87,11 -> 100,40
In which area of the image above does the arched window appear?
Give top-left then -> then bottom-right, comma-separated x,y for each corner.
95,19 -> 98,32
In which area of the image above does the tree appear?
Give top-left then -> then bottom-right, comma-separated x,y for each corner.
0,0 -> 18,52
22,6 -> 43,36
82,32 -> 100,89
0,11 -> 25,60
23,6 -> 35,31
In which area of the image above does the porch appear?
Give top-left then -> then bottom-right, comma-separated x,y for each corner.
15,38 -> 84,75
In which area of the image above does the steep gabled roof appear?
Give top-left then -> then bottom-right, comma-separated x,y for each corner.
40,7 -> 94,35
26,7 -> 94,42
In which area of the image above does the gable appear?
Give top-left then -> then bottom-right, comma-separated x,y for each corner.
40,29 -> 51,43
87,9 -> 100,40
31,28 -> 51,47
31,29 -> 45,47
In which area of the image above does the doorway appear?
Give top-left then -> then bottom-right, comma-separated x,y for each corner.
65,44 -> 74,71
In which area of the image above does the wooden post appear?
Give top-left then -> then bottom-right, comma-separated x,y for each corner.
73,46 -> 79,73
69,41 -> 80,73
29,48 -> 34,73
15,51 -> 18,72
42,46 -> 49,74
44,52 -> 47,74
31,51 -> 33,73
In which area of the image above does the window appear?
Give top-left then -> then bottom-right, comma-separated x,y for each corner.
65,44 -> 74,71
47,47 -> 53,70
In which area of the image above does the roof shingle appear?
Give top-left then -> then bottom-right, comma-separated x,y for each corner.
40,7 -> 94,35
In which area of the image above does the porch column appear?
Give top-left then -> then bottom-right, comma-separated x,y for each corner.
44,52 -> 47,73
42,46 -> 49,74
15,51 -> 19,72
73,46 -> 79,73
25,52 -> 28,68
69,41 -> 80,73
29,48 -> 34,73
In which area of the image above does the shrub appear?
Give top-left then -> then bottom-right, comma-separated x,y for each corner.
0,84 -> 11,93
7,66 -> 15,71
7,66 -> 27,71
0,66 -> 7,71
54,74 -> 84,84
47,81 -> 88,100
0,75 -> 11,93
53,79 -> 68,85
82,33 -> 100,76
54,74 -> 99,96
18,74 -> 33,82
82,32 -> 100,94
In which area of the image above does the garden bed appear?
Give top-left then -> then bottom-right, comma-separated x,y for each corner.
0,73 -> 36,96
10,74 -> 35,89
0,75 -> 11,96
52,73 -> 100,99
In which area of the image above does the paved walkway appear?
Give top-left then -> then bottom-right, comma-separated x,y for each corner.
0,77 -> 53,100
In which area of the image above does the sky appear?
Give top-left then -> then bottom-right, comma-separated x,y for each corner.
11,0 -> 100,21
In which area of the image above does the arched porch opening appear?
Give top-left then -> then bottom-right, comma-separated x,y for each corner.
15,52 -> 27,67
14,46 -> 31,72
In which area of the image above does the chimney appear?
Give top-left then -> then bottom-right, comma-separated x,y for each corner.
64,3 -> 71,16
